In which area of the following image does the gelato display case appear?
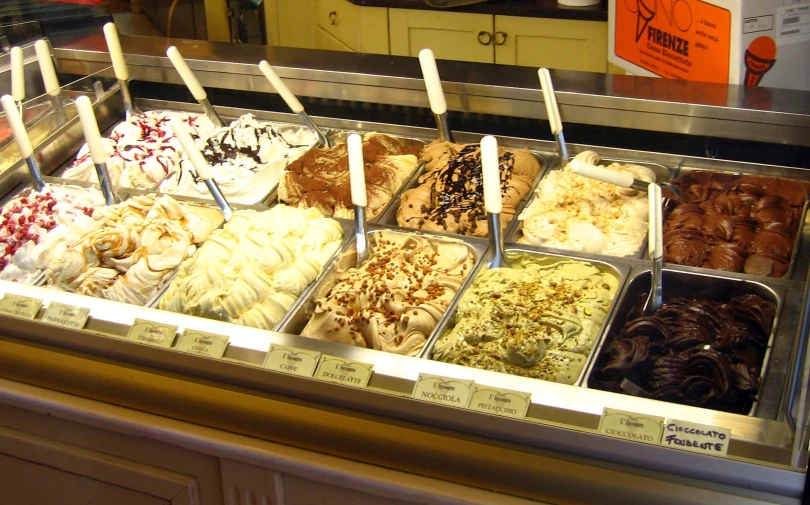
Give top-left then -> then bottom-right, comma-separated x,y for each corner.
1,34 -> 810,505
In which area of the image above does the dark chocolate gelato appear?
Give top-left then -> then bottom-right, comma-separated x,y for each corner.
664,171 -> 810,277
591,293 -> 776,414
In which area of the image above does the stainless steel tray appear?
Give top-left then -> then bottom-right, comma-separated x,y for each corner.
270,133 -> 428,222
376,146 -> 552,237
277,225 -> 489,358
663,166 -> 810,281
583,267 -> 784,417
507,156 -> 678,260
423,247 -> 629,387
149,210 -> 354,332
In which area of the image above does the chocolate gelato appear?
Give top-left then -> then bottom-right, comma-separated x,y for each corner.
278,133 -> 421,219
590,292 -> 776,414
397,141 -> 541,237
664,171 -> 810,277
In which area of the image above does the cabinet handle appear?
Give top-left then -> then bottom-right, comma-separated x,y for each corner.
329,11 -> 337,26
477,31 -> 492,45
493,31 -> 507,46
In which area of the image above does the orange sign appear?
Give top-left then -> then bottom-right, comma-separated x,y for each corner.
615,0 -> 732,83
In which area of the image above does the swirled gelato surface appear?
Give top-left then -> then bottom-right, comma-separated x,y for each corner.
431,255 -> 619,384
278,133 -> 421,219
518,151 -> 656,256
300,231 -> 475,356
64,111 -> 316,204
45,194 -> 221,305
664,171 -> 810,277
0,186 -> 106,284
397,141 -> 541,237
590,293 -> 776,414
158,205 -> 344,330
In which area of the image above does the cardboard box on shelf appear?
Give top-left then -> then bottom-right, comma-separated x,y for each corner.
608,0 -> 810,91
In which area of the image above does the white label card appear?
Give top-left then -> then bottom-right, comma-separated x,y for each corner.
660,419 -> 730,457
42,302 -> 90,329
314,355 -> 373,388
264,345 -> 321,377
126,319 -> 177,348
598,408 -> 664,445
175,330 -> 229,358
412,374 -> 474,408
0,294 -> 42,320
468,385 -> 531,419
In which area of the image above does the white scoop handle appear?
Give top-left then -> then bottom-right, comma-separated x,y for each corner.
1,94 -> 32,157
348,133 -> 367,208
10,47 -> 24,102
538,68 -> 561,136
481,135 -> 502,214
571,159 -> 634,187
167,46 -> 206,101
418,49 -> 447,115
75,96 -> 109,164
258,61 -> 304,113
35,40 -> 60,96
171,118 -> 213,180
103,23 -> 129,81
648,183 -> 663,259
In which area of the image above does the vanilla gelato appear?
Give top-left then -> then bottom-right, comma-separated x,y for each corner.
158,205 -> 344,330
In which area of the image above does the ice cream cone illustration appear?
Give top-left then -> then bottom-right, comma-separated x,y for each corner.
635,0 -> 656,42
744,36 -> 777,87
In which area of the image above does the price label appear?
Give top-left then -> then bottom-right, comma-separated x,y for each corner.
42,302 -> 90,329
264,345 -> 321,377
660,419 -> 730,457
468,385 -> 531,419
412,374 -> 473,408
0,294 -> 42,320
598,408 -> 664,445
126,319 -> 177,348
175,330 -> 229,358
314,355 -> 373,388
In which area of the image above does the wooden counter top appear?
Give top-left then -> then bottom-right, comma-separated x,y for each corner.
347,0 -> 608,22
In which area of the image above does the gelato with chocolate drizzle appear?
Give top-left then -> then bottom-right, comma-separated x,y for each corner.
590,292 -> 776,414
397,140 -> 541,237
664,171 -> 810,277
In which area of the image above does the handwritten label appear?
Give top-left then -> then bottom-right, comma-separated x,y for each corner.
660,419 -> 730,457
0,294 -> 42,320
264,345 -> 321,377
314,355 -> 373,388
175,330 -> 229,358
126,319 -> 177,348
468,385 -> 531,419
412,374 -> 473,408
598,408 -> 664,445
42,302 -> 90,329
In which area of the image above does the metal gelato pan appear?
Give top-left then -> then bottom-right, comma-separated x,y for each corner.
423,248 -> 628,387
277,226 -> 489,358
507,156 -> 676,260
148,209 -> 354,331
662,166 -> 810,280
376,147 -> 552,238
584,268 -> 783,417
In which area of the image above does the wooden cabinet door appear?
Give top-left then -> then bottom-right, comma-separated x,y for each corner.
389,9 -> 494,63
314,0 -> 389,54
494,16 -> 608,73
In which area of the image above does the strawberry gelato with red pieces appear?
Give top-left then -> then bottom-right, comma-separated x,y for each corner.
0,186 -> 106,284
